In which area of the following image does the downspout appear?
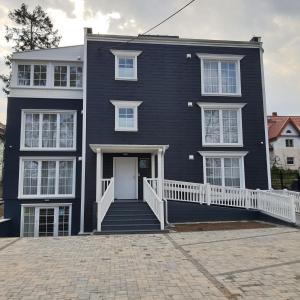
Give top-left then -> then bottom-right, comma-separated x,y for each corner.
79,28 -> 88,234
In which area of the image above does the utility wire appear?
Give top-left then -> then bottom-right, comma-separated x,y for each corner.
126,0 -> 198,44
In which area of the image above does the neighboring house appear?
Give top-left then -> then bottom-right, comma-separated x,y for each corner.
3,29 -> 270,237
268,112 -> 300,170
0,122 -> 5,183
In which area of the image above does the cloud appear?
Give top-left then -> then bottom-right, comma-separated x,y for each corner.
0,0 -> 300,123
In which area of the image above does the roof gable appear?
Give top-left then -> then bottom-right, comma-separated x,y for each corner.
268,115 -> 300,140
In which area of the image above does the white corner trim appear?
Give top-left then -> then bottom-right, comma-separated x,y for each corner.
110,49 -> 142,57
197,102 -> 246,109
196,53 -> 245,60
198,151 -> 249,157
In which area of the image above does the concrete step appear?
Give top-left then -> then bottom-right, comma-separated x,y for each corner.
101,223 -> 161,231
102,219 -> 160,225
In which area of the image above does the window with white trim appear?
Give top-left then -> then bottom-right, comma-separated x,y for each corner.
22,205 -> 71,237
110,100 -> 142,131
200,152 -> 247,188
70,66 -> 83,87
17,65 -> 31,86
287,157 -> 294,165
110,50 -> 142,81
198,103 -> 245,146
54,66 -> 68,87
285,139 -> 294,148
197,54 -> 243,96
21,111 -> 76,150
19,158 -> 75,198
33,65 -> 47,86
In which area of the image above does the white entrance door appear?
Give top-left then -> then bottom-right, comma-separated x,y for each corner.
114,157 -> 138,199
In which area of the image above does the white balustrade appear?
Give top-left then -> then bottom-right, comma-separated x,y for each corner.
160,178 -> 296,224
144,178 -> 164,230
97,178 -> 114,231
270,189 -> 300,214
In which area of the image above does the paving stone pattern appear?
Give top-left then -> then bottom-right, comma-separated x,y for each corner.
0,227 -> 299,299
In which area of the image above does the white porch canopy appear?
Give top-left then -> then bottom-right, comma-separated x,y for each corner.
89,144 -> 169,201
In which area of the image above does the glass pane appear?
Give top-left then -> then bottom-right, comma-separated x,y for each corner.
118,57 -> 135,78
38,208 -> 55,237
224,158 -> 241,187
23,207 -> 35,237
221,61 -> 237,94
59,113 -> 74,148
33,65 -> 47,86
203,60 -> 219,93
70,66 -> 82,87
24,113 -> 40,148
59,161 -> 73,195
54,66 -> 67,87
23,161 -> 38,195
58,206 -> 70,236
222,110 -> 238,143
206,158 -> 222,186
118,107 -> 135,129
42,114 -> 57,148
204,110 -> 220,143
18,65 -> 31,86
41,161 -> 56,195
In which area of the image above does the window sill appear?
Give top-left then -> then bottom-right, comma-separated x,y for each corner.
115,77 -> 138,81
202,143 -> 244,147
20,147 -> 77,152
18,195 -> 75,200
115,128 -> 138,132
11,85 -> 83,91
201,93 -> 242,97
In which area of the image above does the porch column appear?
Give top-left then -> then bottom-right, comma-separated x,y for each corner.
96,149 -> 103,202
151,153 -> 155,178
157,149 -> 163,198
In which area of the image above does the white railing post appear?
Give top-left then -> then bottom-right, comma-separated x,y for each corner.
206,183 -> 211,206
157,150 -> 163,199
96,150 -> 103,202
291,196 -> 296,223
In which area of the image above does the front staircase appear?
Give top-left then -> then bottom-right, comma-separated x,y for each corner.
98,200 -> 163,234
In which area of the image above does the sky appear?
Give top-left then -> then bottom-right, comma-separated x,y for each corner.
0,0 -> 299,124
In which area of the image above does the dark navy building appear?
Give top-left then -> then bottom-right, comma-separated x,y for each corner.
2,28 -> 271,237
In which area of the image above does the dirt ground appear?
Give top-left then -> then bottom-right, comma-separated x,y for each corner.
172,221 -> 276,232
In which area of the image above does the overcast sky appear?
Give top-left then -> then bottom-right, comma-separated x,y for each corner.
0,0 -> 299,124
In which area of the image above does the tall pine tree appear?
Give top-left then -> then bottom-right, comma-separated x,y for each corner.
0,3 -> 61,94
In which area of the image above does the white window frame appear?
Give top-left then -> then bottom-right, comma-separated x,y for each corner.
18,157 -> 76,199
110,50 -> 142,81
198,151 -> 248,188
13,61 -> 83,90
17,64 -> 32,86
196,53 -> 244,96
285,139 -> 294,148
20,110 -> 77,151
286,157 -> 294,165
20,203 -> 72,237
197,102 -> 245,147
110,100 -> 142,132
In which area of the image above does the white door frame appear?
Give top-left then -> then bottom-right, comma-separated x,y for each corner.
20,203 -> 72,237
113,157 -> 138,199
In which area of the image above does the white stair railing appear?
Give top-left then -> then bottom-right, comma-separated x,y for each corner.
97,178 -> 114,231
162,179 -> 296,224
270,189 -> 300,214
147,178 -> 158,194
143,178 -> 164,230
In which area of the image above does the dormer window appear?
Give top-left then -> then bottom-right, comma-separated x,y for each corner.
197,54 -> 244,96
17,65 -> 31,86
110,50 -> 142,81
33,65 -> 47,86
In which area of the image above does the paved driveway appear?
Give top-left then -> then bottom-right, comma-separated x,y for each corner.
0,227 -> 299,300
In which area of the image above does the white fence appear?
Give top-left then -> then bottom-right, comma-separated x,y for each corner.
143,178 -> 164,230
161,179 -> 296,224
270,189 -> 300,214
97,178 -> 114,231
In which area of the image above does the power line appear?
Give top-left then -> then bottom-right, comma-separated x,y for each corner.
126,0 -> 198,44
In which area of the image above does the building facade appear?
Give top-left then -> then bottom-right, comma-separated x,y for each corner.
268,112 -> 300,170
3,29 -> 270,237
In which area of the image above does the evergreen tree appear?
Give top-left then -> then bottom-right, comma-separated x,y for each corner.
0,3 -> 61,94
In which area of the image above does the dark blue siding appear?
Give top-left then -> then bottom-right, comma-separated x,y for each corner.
84,40 -> 268,232
3,97 -> 82,236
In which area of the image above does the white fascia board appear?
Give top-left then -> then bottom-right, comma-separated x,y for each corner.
12,45 -> 84,62
110,100 -> 142,107
198,151 -> 249,157
197,102 -> 247,109
89,144 -> 169,153
88,35 -> 262,49
110,49 -> 142,57
196,53 -> 245,61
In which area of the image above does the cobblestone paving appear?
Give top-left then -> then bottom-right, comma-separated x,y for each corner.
0,227 -> 299,299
